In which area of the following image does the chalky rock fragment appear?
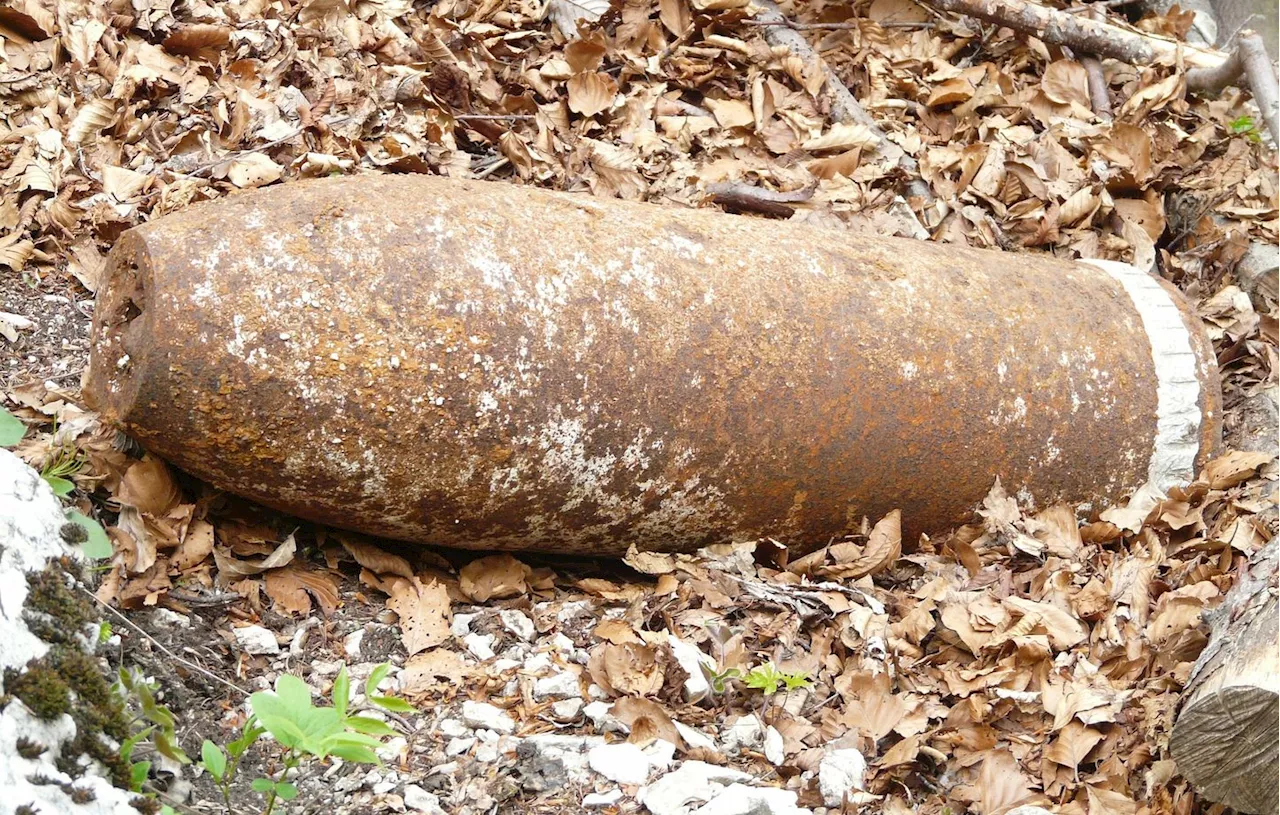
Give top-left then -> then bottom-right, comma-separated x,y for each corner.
86,175 -> 1221,555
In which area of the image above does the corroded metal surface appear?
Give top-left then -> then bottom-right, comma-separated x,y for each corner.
85,175 -> 1221,554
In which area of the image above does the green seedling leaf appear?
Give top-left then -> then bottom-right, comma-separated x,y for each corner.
781,671 -> 813,691
97,621 -> 113,644
66,510 -> 112,559
119,726 -> 154,764
275,782 -> 299,800
43,475 -> 74,496
227,718 -> 265,758
333,664 -> 350,719
327,743 -> 379,764
744,663 -> 784,696
369,694 -> 415,714
0,408 -> 25,447
364,663 -> 393,698
155,728 -> 191,764
344,715 -> 398,737
130,760 -> 151,792
251,777 -> 274,794
201,740 -> 227,781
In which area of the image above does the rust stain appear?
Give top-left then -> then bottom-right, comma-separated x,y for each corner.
85,175 -> 1220,555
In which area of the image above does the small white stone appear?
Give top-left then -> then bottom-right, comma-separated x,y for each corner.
445,737 -> 476,756
499,609 -> 536,641
638,761 -> 753,815
451,612 -> 478,637
464,632 -> 496,660
403,784 -> 447,815
588,742 -> 650,785
439,718 -> 469,738
551,633 -> 576,652
666,636 -> 714,701
583,789 -> 624,808
818,748 -> 866,807
462,701 -> 515,734
289,626 -> 310,656
584,701 -> 625,733
552,698 -> 584,721
523,651 -> 553,672
764,726 -> 785,765
534,671 -> 582,700
721,714 -> 764,753
674,721 -> 717,751
643,739 -> 677,772
234,624 -> 280,655
474,742 -> 501,762
343,629 -> 364,659
152,608 -> 191,629
378,736 -> 408,762
697,783 -> 811,815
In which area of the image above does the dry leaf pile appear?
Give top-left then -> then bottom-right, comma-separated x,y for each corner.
0,0 -> 1277,813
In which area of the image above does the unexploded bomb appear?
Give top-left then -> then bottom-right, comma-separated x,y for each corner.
85,175 -> 1220,555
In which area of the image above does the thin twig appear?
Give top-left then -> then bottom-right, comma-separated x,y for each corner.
748,0 -> 935,216
455,114 -> 536,121
657,21 -> 697,64
743,19 -> 935,30
1082,7 -> 1112,119
79,584 -> 249,697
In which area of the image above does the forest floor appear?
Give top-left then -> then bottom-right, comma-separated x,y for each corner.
0,0 -> 1276,814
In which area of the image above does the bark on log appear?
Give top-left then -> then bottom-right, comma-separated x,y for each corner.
1171,538 -> 1279,814
920,0 -> 1232,69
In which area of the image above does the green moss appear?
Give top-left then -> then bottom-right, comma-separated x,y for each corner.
6,665 -> 70,720
22,561 -> 94,645
3,561 -> 133,789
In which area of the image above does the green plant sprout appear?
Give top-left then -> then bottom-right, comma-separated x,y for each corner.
40,443 -> 86,497
743,662 -> 813,696
1,405 -> 112,559
1229,115 -> 1263,143
198,663 -> 413,815
113,667 -> 191,793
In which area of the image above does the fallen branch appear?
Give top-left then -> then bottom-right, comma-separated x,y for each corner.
1081,7 -> 1113,119
749,0 -> 934,229
920,0 -> 1278,141
918,0 -> 1231,70
1237,30 -> 1279,142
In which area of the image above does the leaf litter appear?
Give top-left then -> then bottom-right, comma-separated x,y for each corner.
0,0 -> 1276,812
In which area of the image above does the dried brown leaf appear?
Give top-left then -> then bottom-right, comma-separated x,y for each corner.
339,534 -> 415,579
120,454 -> 182,516
459,554 -> 531,602
388,576 -> 451,656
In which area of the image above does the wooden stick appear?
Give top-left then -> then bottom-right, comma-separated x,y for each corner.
1170,538 -> 1278,814
1237,30 -> 1279,143
1082,7 -> 1112,119
919,0 -> 1231,69
749,0 -> 934,211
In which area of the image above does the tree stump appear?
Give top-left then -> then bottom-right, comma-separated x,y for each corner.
1171,538 -> 1279,814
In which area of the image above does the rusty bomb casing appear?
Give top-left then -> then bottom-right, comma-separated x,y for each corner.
85,175 -> 1220,555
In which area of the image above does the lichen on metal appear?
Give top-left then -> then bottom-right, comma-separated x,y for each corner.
85,175 -> 1221,555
